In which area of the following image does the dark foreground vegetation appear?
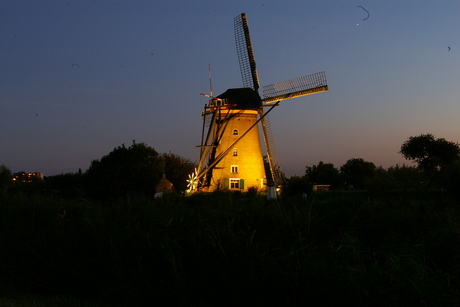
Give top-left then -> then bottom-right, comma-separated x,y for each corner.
2,133 -> 460,305
2,190 -> 460,306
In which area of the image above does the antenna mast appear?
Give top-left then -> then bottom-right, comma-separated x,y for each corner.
208,64 -> 213,97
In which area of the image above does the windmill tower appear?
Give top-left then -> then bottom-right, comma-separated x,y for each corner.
191,13 -> 328,193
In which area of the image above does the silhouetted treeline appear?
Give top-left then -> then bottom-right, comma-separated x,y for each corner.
296,134 -> 460,199
2,134 -> 460,200
0,141 -> 197,200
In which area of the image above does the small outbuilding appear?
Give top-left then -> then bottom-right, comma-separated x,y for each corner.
156,174 -> 174,193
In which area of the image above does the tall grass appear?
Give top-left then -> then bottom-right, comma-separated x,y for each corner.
1,191 -> 460,306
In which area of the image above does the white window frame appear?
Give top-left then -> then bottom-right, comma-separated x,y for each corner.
230,178 -> 240,189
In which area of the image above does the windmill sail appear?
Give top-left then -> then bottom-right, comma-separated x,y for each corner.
260,113 -> 286,185
234,13 -> 260,91
262,71 -> 328,104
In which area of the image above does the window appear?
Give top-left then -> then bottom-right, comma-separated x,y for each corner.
233,148 -> 238,156
226,178 -> 244,190
230,179 -> 240,189
233,129 -> 239,135
231,165 -> 238,173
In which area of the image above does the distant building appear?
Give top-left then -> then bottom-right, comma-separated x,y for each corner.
312,184 -> 330,191
12,172 -> 44,182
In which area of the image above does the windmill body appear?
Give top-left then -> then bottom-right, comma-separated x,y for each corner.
199,88 -> 267,192
209,89 -> 266,191
192,13 -> 328,194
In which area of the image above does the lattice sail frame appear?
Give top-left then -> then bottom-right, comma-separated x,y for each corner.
234,13 -> 260,91
262,71 -> 328,104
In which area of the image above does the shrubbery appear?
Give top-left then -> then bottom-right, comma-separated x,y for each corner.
1,191 -> 460,306
2,134 -> 460,305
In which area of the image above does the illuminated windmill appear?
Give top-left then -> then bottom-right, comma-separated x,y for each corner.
192,12 -> 328,193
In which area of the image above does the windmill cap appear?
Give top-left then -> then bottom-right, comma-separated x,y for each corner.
217,88 -> 261,109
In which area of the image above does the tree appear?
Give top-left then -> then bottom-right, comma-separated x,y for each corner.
0,164 -> 12,196
305,161 -> 341,189
386,164 -> 424,189
282,176 -> 312,196
87,141 -> 164,199
45,172 -> 87,198
161,152 -> 197,192
440,160 -> 460,199
399,134 -> 460,188
340,158 -> 376,190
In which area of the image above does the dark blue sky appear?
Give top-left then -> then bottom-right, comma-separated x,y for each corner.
2,0 -> 460,176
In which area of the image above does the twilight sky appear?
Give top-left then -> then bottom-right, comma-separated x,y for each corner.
1,0 -> 460,177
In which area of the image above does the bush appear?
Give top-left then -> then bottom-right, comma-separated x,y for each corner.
1,191 -> 460,306
86,141 -> 164,200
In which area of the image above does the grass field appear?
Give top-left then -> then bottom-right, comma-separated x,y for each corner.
1,190 -> 460,306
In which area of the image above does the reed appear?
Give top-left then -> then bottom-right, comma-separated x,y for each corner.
1,191 -> 459,306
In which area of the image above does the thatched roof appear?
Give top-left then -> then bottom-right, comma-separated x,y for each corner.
217,88 -> 261,109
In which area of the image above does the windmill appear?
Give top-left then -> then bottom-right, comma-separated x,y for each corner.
190,12 -> 328,194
